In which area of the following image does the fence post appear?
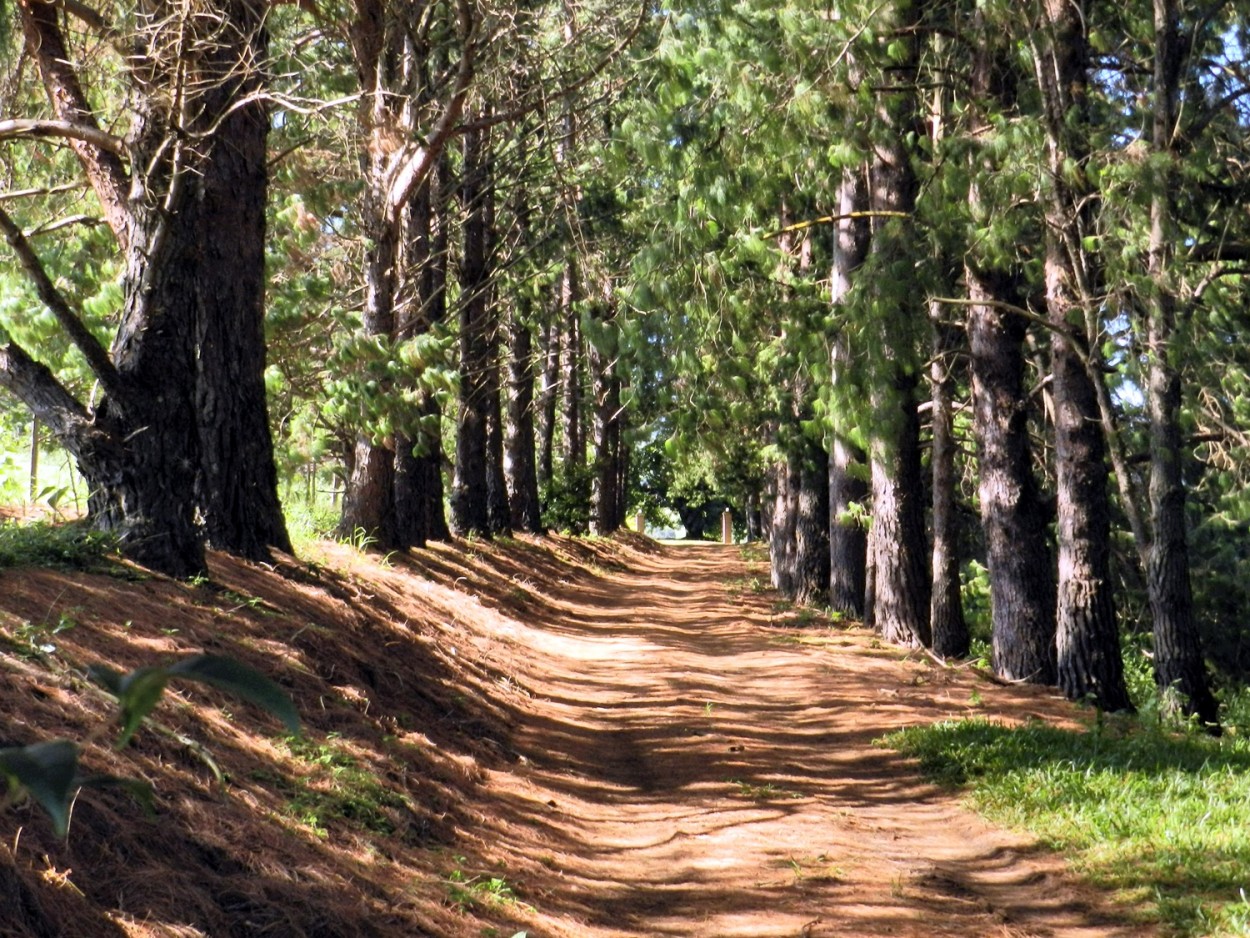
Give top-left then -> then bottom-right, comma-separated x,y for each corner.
722,509 -> 732,545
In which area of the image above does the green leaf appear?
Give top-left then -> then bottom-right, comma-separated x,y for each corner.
113,667 -> 173,747
166,655 -> 300,735
0,740 -> 79,836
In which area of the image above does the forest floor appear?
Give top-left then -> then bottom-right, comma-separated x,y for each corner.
0,532 -> 1154,937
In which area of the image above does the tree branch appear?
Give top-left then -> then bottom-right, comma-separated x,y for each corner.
0,118 -> 129,156
0,206 -> 127,403
385,0 -> 479,218
0,339 -> 120,473
16,0 -> 133,249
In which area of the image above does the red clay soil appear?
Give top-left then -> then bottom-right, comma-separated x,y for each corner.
0,533 -> 1152,937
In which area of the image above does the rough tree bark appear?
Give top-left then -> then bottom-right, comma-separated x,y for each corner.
505,305 -> 544,533
1144,0 -> 1219,728
589,290 -> 621,534
929,307 -> 969,658
1032,0 -> 1132,709
2,0 -> 287,576
828,169 -> 870,619
865,13 -> 931,648
451,117 -> 493,537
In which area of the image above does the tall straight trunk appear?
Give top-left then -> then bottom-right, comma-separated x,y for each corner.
929,309 -> 969,657
869,371 -> 931,647
1145,0 -> 1218,728
479,135 -> 510,537
340,191 -> 399,547
485,379 -> 511,535
966,14 -> 1056,682
866,25 -> 931,647
828,170 -> 870,618
194,1 -> 290,559
451,119 -> 492,537
395,161 -> 451,545
505,307 -> 543,533
967,271 -> 1057,681
1034,0 -> 1131,709
770,456 -> 799,597
795,442 -> 831,607
536,317 -> 560,495
589,295 -> 621,534
559,267 -> 583,474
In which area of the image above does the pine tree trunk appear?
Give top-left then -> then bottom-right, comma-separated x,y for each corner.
1145,0 -> 1218,729
537,317 -> 560,497
866,62 -> 930,648
505,308 -> 543,533
589,297 -> 621,534
929,311 -> 969,658
869,372 -> 931,648
794,442 -> 831,607
967,272 -> 1057,682
395,157 -> 452,545
194,2 -> 290,558
560,267 -> 583,474
965,17 -> 1056,682
770,457 -> 798,598
1035,0 -> 1131,709
828,170 -> 870,619
451,120 -> 492,537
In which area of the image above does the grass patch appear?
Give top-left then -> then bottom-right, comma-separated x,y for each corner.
0,519 -> 116,570
883,718 -> 1250,936
276,733 -> 409,837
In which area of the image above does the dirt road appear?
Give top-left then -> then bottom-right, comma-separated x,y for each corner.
479,541 -> 1150,938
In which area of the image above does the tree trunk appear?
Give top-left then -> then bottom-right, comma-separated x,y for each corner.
794,441 -> 831,607
829,168 -> 870,619
194,1 -> 291,559
967,272 -> 1057,682
866,47 -> 931,648
505,306 -> 543,533
589,295 -> 621,534
1145,0 -> 1219,729
964,16 -> 1057,682
770,457 -> 798,598
929,309 -> 969,658
536,317 -> 560,496
396,156 -> 453,544
869,372 -> 931,648
559,266 -> 584,475
1034,0 -> 1131,710
451,119 -> 492,537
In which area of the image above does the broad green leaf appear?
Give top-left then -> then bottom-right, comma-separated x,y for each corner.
0,740 -> 79,836
114,667 -> 172,747
166,655 -> 300,735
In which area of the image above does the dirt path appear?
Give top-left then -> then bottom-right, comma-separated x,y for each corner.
480,542 -> 1151,938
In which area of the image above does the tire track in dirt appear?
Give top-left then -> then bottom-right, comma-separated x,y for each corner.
483,541 -> 1153,938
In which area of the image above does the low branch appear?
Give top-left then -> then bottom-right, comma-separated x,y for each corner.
0,206 -> 127,403
0,119 -> 128,157
0,341 -> 119,474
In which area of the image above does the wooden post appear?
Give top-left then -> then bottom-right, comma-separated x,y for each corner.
722,508 -> 732,545
635,511 -> 646,535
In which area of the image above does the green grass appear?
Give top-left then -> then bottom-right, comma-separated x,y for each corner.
274,733 -> 410,838
0,519 -> 116,570
883,717 -> 1250,936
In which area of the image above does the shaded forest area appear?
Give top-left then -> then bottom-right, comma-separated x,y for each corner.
2,0 -> 1250,730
